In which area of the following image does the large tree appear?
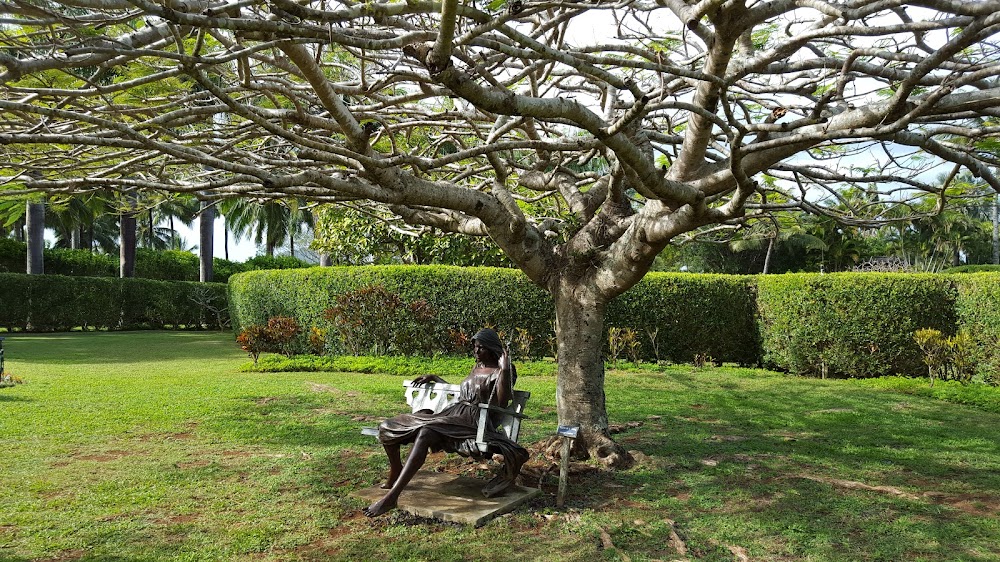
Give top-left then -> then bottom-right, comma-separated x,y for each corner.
2,0 -> 999,463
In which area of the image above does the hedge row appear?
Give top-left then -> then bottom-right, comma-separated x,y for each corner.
0,273 -> 229,331
229,266 -> 1000,378
606,274 -> 758,365
953,274 -> 1000,377
0,238 -> 309,282
756,274 -> 957,377
228,265 -> 555,356
229,266 -> 760,364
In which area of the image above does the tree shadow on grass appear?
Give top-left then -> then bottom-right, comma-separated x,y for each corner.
5,331 -> 241,365
208,392 -> 391,450
611,372 -> 1000,561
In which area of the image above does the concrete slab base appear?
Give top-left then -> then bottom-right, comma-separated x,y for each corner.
352,471 -> 541,527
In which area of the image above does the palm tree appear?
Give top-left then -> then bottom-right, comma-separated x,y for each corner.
0,199 -> 26,242
222,198 -> 313,257
43,193 -> 121,254
728,213 -> 827,274
26,199 -> 44,274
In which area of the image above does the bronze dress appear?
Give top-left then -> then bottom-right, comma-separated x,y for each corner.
377,368 -> 529,468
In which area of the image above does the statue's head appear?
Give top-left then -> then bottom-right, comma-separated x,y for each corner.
472,328 -> 503,363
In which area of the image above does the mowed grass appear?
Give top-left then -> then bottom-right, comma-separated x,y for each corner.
1,331 -> 999,561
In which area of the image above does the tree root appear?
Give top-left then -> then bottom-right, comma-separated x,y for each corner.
536,429 -> 633,469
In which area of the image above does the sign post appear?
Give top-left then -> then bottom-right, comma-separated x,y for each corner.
556,425 -> 579,508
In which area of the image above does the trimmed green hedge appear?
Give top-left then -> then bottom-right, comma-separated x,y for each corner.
606,274 -> 758,365
228,265 -> 554,355
945,264 -> 1000,274
1,238 -> 117,277
953,273 -> 1000,379
0,273 -> 228,331
756,273 -> 957,377
229,267 -> 759,363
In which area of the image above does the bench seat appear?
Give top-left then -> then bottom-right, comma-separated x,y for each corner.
362,380 -> 530,453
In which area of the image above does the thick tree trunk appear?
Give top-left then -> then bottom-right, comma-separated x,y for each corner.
199,202 -> 214,282
84,224 -> 93,252
26,200 -> 45,275
552,283 -> 630,468
992,192 -> 998,265
319,253 -> 332,266
120,210 -> 136,278
147,208 -> 154,248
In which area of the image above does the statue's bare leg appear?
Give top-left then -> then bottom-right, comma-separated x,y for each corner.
364,428 -> 442,517
380,443 -> 402,489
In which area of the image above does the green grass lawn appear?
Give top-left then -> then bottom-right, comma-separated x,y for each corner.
2,331 -> 999,561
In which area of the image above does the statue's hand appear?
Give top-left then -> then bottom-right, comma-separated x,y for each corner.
499,349 -> 509,373
412,375 -> 440,386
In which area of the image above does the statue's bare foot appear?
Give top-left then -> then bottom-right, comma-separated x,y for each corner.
482,474 -> 514,498
363,497 -> 397,517
482,458 -> 524,498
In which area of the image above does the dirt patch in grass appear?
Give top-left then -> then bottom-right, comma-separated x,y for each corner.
222,450 -> 253,458
72,450 -> 130,462
161,514 -> 198,524
706,434 -> 748,442
36,549 -> 85,562
306,382 -> 357,398
927,493 -> 1000,516
138,422 -> 198,442
798,474 -> 1000,515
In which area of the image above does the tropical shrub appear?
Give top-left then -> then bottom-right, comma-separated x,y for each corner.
228,265 -> 555,357
236,325 -> 271,364
324,285 -> 438,356
912,328 -> 975,387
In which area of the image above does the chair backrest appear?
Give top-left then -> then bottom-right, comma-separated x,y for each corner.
498,390 -> 530,441
403,380 -> 530,442
402,380 -> 462,414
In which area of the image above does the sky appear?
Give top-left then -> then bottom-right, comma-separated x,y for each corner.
176,219 -> 258,262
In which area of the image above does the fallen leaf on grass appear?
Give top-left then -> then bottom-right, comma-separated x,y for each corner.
664,518 -> 687,555
728,544 -> 749,561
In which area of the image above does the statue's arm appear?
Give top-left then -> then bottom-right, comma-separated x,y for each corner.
411,375 -> 446,386
493,350 -> 514,408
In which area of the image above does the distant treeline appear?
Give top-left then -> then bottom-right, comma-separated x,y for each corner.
0,238 -> 309,283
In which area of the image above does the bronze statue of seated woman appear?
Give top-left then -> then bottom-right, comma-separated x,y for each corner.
363,328 -> 529,517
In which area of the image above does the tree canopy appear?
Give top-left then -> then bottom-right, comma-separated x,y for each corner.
2,0 -> 999,461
